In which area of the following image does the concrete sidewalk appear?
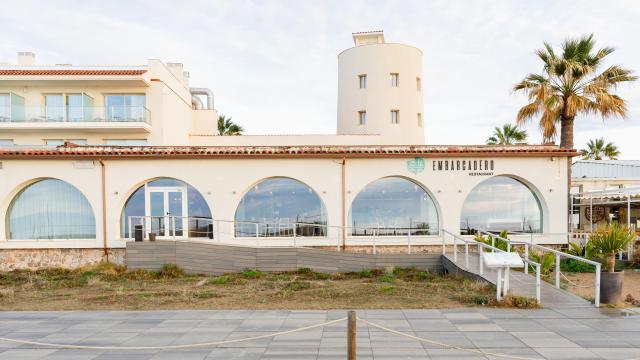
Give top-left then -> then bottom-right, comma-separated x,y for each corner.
0,308 -> 638,359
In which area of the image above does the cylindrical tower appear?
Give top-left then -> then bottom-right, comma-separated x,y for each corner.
337,31 -> 425,144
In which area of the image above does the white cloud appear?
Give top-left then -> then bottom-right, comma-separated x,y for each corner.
1,0 -> 639,157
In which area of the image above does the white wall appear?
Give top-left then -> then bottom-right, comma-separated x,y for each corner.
0,155 -> 570,249
337,43 -> 424,145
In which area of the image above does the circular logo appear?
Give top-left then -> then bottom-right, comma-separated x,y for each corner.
585,206 -> 606,223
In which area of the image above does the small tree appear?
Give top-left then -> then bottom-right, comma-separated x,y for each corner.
486,124 -> 528,145
217,115 -> 244,136
589,222 -> 635,272
580,138 -> 620,160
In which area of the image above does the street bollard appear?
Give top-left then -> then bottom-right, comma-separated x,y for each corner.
348,310 -> 356,360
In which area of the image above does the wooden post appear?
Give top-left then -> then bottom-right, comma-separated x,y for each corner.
347,310 -> 356,360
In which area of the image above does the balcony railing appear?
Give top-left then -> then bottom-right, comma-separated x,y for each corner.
0,106 -> 151,124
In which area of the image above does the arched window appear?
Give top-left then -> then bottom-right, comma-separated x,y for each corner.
7,179 -> 95,240
348,177 -> 439,236
235,177 -> 327,237
121,178 -> 212,239
460,176 -> 543,234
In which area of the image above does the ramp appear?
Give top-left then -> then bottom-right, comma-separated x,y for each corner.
442,252 -> 592,308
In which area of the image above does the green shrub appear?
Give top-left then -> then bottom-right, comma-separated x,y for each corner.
589,222 -> 635,272
560,258 -> 596,273
528,251 -> 555,275
416,271 -> 430,281
158,264 -> 185,278
471,294 -> 489,305
242,269 -> 263,279
377,274 -> 395,283
314,272 -> 332,280
357,269 -> 373,278
297,267 -> 313,274
475,230 -> 510,251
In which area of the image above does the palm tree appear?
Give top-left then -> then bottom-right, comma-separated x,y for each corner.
514,34 -> 636,149
486,124 -> 528,145
580,138 -> 620,160
217,115 -> 244,136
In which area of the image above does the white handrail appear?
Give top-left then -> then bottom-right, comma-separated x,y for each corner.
477,229 -> 600,307
441,229 -> 542,304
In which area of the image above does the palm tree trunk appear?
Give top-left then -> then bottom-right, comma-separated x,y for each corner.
559,116 -> 574,149
606,253 -> 616,273
560,115 -> 575,233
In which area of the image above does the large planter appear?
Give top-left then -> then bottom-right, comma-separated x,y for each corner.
600,271 -> 624,304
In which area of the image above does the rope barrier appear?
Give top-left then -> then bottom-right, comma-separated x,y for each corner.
0,317 -> 347,351
0,313 -> 636,360
559,271 -> 594,288
359,318 -> 541,360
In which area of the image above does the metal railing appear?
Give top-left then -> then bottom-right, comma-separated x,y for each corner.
128,216 -> 213,241
0,105 -> 151,124
441,229 -> 542,304
476,229 -> 601,307
125,216 -> 439,253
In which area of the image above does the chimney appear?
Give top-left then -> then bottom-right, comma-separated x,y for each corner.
352,31 -> 385,46
17,52 -> 36,65
166,62 -> 184,83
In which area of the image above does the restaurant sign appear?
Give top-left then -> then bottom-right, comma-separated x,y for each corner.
431,159 -> 495,176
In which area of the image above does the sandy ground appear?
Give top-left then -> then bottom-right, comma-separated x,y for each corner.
563,270 -> 640,303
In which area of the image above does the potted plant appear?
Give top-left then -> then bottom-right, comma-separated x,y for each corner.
589,222 -> 635,304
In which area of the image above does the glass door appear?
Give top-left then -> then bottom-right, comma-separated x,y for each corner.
145,187 -> 188,238
45,94 -> 63,122
148,191 -> 165,237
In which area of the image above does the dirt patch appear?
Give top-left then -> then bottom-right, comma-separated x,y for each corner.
562,270 -> 640,303
0,264 -> 522,311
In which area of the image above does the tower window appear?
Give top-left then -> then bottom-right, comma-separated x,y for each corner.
416,77 -> 421,91
391,110 -> 399,124
358,111 -> 366,125
358,74 -> 367,89
417,113 -> 422,127
390,73 -> 399,87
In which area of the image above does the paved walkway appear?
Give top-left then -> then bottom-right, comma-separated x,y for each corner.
0,308 -> 638,359
443,253 -> 593,308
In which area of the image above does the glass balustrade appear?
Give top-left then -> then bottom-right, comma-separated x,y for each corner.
0,106 -> 151,124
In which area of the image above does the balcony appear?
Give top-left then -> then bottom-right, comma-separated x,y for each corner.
0,106 -> 152,133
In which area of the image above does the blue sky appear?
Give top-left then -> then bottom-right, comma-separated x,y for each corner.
2,0 -> 639,158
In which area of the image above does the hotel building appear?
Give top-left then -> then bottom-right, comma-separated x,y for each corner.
571,160 -> 640,234
0,32 -> 575,269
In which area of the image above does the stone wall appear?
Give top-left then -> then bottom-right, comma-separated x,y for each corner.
0,248 -> 125,271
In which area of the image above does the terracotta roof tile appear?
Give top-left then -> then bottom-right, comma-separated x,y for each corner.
0,145 -> 579,159
0,69 -> 147,76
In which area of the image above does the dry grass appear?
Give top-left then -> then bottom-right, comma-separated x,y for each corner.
0,264 -> 533,310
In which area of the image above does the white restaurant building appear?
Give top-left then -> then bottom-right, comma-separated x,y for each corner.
0,32 -> 576,269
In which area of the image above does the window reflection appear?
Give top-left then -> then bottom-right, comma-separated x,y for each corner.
7,179 -> 96,239
120,178 -> 212,238
460,176 -> 542,234
348,177 -> 439,236
235,177 -> 327,237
